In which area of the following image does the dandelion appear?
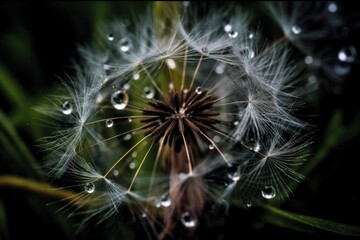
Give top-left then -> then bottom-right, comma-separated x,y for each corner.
41,2 -> 314,239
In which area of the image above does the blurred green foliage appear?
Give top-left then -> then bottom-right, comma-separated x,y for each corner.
0,2 -> 359,240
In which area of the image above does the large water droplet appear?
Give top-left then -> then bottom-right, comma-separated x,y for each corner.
181,212 -> 197,228
227,164 -> 240,182
338,45 -> 357,63
291,25 -> 302,35
111,90 -> 129,110
119,38 -> 130,52
107,34 -> 114,41
105,119 -> 114,128
195,86 -> 202,95
61,101 -> 72,115
84,182 -> 95,193
261,185 -> 276,199
228,30 -> 238,38
144,86 -> 155,99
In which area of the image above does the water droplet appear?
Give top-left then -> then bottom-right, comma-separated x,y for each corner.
291,25 -> 302,35
328,2 -> 337,13
195,86 -> 202,95
105,119 -> 114,128
246,202 -> 252,207
183,88 -> 189,94
181,212 -> 197,228
84,182 -> 95,193
227,164 -> 240,182
129,161 -> 136,169
209,144 -> 214,150
224,24 -> 232,33
201,47 -> 208,54
107,34 -> 114,41
131,151 -> 137,158
233,120 -> 239,126
156,194 -> 171,208
304,56 -> 313,65
111,90 -> 129,110
144,86 -> 155,99
113,170 -> 119,176
133,72 -> 140,80
141,212 -> 147,218
248,32 -> 254,39
338,45 -> 357,63
239,46 -> 255,59
122,82 -> 130,90
228,30 -> 238,38
166,58 -> 176,69
215,62 -> 226,74
119,38 -> 130,52
261,185 -> 276,199
61,101 -> 72,115
123,133 -> 132,141
128,118 -> 132,123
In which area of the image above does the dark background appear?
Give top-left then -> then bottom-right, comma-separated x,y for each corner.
0,2 -> 359,240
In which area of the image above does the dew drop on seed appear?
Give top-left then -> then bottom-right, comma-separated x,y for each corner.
228,30 -> 238,38
122,82 -> 130,90
166,58 -> 176,69
224,24 -> 232,33
129,161 -> 136,169
233,120 -> 239,126
291,25 -> 302,35
84,182 -> 95,193
181,212 -> 197,228
246,202 -> 252,207
195,86 -> 202,95
111,90 -> 129,110
119,38 -> 130,52
227,164 -> 240,182
107,34 -> 114,41
105,119 -> 114,128
248,32 -> 254,40
61,101 -> 72,115
328,2 -> 338,13
304,56 -> 313,64
201,47 -> 209,54
209,144 -> 214,150
253,142 -> 260,153
338,45 -> 357,63
113,170 -> 119,176
144,86 -> 155,99
133,72 -> 140,80
261,185 -> 276,199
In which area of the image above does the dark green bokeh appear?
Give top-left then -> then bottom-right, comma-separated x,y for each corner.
0,2 -> 359,240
